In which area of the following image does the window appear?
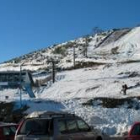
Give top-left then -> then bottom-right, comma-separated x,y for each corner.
77,119 -> 90,131
3,127 -> 10,136
19,119 -> 50,135
3,126 -> 16,136
67,120 -> 77,133
58,120 -> 67,134
131,124 -> 140,135
10,126 -> 17,134
58,118 -> 90,134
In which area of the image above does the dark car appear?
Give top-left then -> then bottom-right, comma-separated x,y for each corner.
15,111 -> 103,140
124,122 -> 140,140
0,123 -> 18,140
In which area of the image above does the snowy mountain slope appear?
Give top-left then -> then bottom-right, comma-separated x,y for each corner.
1,26 -> 140,72
0,29 -> 112,71
1,26 -> 140,136
92,27 -> 140,61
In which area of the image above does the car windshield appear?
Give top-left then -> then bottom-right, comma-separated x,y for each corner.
19,119 -> 50,135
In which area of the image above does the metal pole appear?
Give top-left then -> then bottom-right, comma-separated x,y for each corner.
52,60 -> 55,83
19,64 -> 22,108
73,45 -> 75,68
85,37 -> 88,57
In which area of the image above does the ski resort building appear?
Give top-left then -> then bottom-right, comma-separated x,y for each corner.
0,71 -> 35,98
0,71 -> 34,88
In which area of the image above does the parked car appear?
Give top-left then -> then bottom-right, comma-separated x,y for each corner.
0,123 -> 18,140
124,122 -> 140,140
15,111 -> 103,140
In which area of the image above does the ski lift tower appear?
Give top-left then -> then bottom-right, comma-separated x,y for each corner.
19,62 -> 24,108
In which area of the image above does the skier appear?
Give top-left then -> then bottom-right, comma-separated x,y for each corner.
121,84 -> 128,95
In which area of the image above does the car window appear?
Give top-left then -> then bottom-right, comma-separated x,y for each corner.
19,119 -> 49,135
10,126 -> 17,135
77,119 -> 90,131
131,124 -> 140,135
3,126 -> 16,136
3,127 -> 11,136
66,119 -> 77,133
58,120 -> 67,134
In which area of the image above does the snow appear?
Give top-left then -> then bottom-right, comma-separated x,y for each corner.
90,27 -> 140,62
1,26 -> 140,136
1,63 -> 140,136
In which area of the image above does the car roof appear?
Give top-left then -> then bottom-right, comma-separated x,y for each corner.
25,111 -> 77,119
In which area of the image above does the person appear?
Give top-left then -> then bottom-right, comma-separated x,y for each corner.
121,84 -> 128,95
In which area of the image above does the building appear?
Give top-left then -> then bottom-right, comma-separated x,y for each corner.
0,71 -> 34,88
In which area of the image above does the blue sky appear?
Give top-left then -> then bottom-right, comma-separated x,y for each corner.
0,0 -> 140,63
